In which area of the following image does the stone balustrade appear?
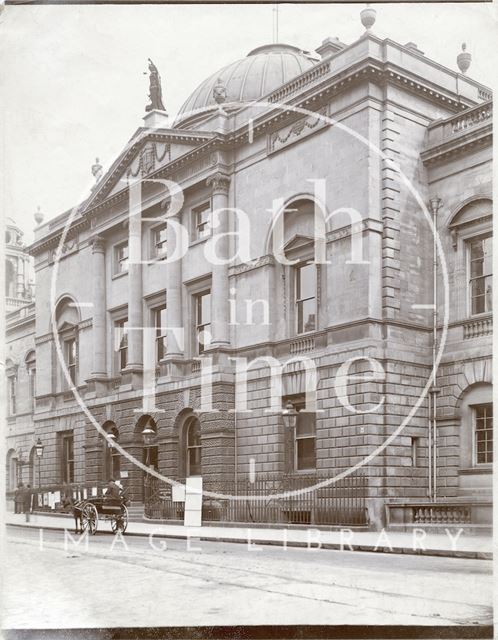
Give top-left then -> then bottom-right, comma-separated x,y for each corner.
425,100 -> 492,149
463,315 -> 492,339
289,335 -> 315,355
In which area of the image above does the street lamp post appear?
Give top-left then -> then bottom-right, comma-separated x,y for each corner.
142,424 -> 156,501
106,431 -> 116,479
35,438 -> 44,488
282,401 -> 298,430
142,425 -> 155,467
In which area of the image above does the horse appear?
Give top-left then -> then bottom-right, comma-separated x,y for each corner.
62,493 -> 84,534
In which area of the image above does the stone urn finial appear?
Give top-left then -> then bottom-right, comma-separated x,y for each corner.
213,77 -> 227,105
457,43 -> 471,74
360,4 -> 376,32
34,205 -> 44,227
92,157 -> 103,183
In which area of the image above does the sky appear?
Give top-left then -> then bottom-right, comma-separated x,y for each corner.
1,3 -> 496,244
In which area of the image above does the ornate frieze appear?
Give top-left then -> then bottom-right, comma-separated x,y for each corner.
127,142 -> 171,179
35,332 -> 54,346
228,254 -> 275,277
49,236 -> 79,264
268,106 -> 328,154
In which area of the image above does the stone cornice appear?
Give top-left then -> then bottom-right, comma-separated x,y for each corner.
421,124 -> 492,166
226,59 -> 481,148
28,55 -> 488,250
84,131 -> 218,213
29,217 -> 90,257
35,332 -> 54,346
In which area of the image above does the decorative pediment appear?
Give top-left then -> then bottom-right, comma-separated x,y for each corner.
283,233 -> 316,254
57,320 -> 77,334
82,129 -> 215,213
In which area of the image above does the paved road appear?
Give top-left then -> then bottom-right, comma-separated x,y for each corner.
3,525 -> 493,629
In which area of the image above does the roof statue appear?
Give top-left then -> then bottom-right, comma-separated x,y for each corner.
34,205 -> 44,227
213,77 -> 227,105
91,157 -> 103,183
145,58 -> 166,113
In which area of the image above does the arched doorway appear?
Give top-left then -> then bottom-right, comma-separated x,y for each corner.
29,447 -> 36,487
102,422 -> 120,481
134,415 -> 158,502
6,450 -> 18,491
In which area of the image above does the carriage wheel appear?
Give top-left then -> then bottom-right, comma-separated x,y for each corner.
81,503 -> 98,535
111,505 -> 128,534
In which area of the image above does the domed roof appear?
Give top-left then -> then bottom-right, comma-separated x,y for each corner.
176,44 -> 317,126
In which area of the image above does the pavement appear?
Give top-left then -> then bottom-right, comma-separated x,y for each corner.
4,511 -> 493,559
3,525 -> 494,628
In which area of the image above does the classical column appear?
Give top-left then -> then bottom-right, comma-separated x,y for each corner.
127,210 -> 143,370
91,235 -> 106,377
207,172 -> 231,348
165,211 -> 184,358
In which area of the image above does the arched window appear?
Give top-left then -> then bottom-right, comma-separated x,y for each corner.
281,199 -> 320,336
186,417 -> 202,476
55,297 -> 80,388
6,359 -> 17,416
25,351 -> 36,410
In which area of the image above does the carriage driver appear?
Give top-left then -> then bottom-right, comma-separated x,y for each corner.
104,478 -> 121,501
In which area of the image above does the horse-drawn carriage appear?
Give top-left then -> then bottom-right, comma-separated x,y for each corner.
78,496 -> 129,535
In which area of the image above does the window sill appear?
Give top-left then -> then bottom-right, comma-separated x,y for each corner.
292,469 -> 317,475
458,466 -> 492,475
112,271 -> 128,281
189,236 -> 211,249
467,312 -> 492,320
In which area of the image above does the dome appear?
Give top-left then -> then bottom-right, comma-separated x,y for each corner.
176,44 -> 317,126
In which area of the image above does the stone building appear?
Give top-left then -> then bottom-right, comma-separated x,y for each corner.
5,216 -> 36,493
6,13 -> 493,527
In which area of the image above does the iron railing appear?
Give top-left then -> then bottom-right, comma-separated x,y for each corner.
145,473 -> 368,526
8,482 -> 108,513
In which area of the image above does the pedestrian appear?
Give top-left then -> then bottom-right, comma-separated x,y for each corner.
23,483 -> 32,523
14,482 -> 24,514
62,486 -> 83,534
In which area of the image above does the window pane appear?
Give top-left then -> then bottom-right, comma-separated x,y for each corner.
297,298 -> 316,333
296,411 -> 315,437
470,239 -> 484,261
154,224 -> 167,258
188,448 -> 201,475
187,421 -> 201,446
155,305 -> 167,358
200,293 -> 211,324
475,403 -> 493,464
297,438 -> 315,470
297,263 -> 316,299
194,204 -> 211,239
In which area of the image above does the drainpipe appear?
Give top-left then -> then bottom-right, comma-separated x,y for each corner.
429,197 -> 442,502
